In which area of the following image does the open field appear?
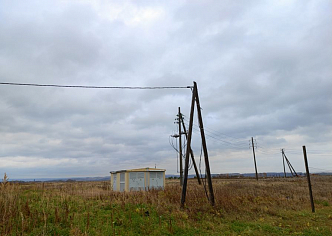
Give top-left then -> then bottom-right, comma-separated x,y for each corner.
1,176 -> 332,235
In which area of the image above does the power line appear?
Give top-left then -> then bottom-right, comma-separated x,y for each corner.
309,167 -> 332,172
307,153 -> 332,156
182,118 -> 331,156
256,149 -> 280,155
182,120 -> 249,150
182,116 -> 248,143
256,146 -> 280,151
190,128 -> 248,151
0,82 -> 192,90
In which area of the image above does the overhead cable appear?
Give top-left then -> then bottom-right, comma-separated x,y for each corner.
0,82 -> 192,89
182,116 -> 247,143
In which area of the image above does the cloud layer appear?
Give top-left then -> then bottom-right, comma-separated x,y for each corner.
0,0 -> 331,179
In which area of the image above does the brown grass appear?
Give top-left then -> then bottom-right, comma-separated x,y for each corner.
0,175 -> 331,235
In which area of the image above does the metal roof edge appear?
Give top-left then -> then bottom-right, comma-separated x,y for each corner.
110,167 -> 166,173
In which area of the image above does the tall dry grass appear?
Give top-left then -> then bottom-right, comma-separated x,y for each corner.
1,173 -> 21,234
0,175 -> 331,235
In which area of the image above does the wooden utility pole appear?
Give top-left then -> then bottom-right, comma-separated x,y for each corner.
282,149 -> 298,177
178,107 -> 183,186
282,149 -> 286,178
181,82 -> 214,208
194,82 -> 214,206
180,114 -> 201,185
251,137 -> 258,181
181,83 -> 195,208
303,146 -> 315,213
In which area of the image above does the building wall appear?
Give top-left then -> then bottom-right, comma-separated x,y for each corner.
129,172 -> 145,191
146,172 -> 149,188
148,171 -> 164,190
111,172 -> 120,191
111,169 -> 166,192
125,172 -> 129,192
111,173 -> 114,190
116,173 -> 120,191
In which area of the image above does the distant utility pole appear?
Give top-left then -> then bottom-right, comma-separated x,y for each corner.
251,137 -> 258,181
178,107 -> 183,186
281,149 -> 298,177
282,149 -> 286,178
303,146 -> 315,213
181,82 -> 214,208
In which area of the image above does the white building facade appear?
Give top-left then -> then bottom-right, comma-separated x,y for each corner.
110,167 -> 166,192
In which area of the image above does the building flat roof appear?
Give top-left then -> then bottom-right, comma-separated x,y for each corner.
110,167 -> 166,174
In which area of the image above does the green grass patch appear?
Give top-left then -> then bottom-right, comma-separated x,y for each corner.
1,177 -> 332,235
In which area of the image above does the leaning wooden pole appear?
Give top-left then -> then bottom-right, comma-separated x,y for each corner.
180,86 -> 195,208
251,137 -> 258,181
284,155 -> 298,177
180,115 -> 202,185
194,82 -> 215,206
303,145 -> 315,213
287,156 -> 298,177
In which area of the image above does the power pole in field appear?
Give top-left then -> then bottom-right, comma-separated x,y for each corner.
281,149 -> 298,177
303,146 -> 315,213
282,149 -> 286,178
251,137 -> 258,181
180,115 -> 201,185
178,107 -> 183,186
172,108 -> 201,186
181,81 -> 214,208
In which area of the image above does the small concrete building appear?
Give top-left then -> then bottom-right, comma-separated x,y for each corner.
110,167 -> 166,192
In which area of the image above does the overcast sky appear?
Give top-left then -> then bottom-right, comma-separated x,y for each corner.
1,0 -> 331,179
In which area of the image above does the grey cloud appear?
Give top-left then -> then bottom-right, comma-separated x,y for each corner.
0,0 -> 331,178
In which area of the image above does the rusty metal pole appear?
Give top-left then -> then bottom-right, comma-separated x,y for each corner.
194,82 -> 215,206
180,86 -> 195,208
303,146 -> 315,213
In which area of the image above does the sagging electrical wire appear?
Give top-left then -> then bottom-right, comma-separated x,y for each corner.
169,134 -> 193,173
0,82 -> 192,89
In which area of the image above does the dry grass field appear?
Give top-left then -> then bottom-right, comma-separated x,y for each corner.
1,175 -> 332,235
